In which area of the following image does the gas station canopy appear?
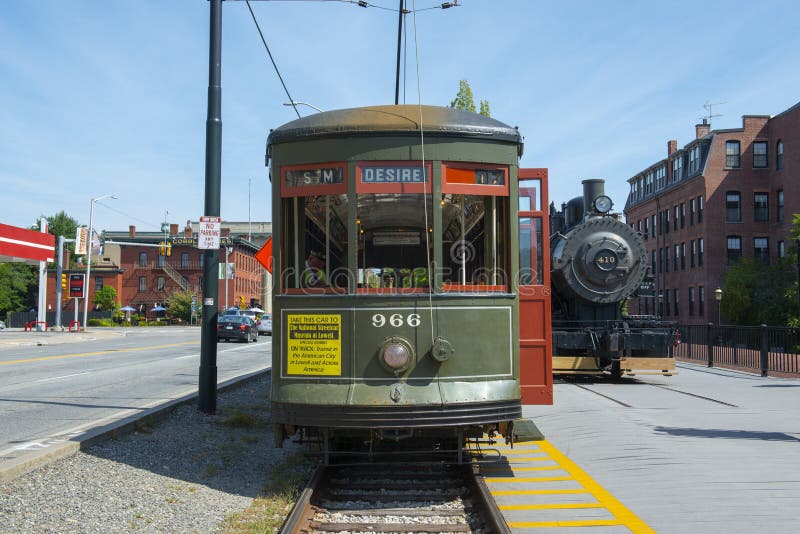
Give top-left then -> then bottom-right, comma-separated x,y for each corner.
0,223 -> 55,265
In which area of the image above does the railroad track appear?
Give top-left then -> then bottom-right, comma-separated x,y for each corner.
281,461 -> 510,533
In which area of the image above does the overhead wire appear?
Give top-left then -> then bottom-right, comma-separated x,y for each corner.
244,0 -> 302,119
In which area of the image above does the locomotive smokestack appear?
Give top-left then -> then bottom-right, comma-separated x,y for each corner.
582,179 -> 605,214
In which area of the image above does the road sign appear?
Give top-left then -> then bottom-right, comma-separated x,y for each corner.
69,273 -> 86,299
197,216 -> 221,249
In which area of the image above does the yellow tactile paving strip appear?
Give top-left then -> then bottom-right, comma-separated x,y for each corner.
472,440 -> 655,533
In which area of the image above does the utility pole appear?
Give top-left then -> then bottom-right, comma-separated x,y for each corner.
199,0 -> 222,414
394,0 -> 404,105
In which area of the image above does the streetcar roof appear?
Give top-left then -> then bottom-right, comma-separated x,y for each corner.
267,105 -> 522,146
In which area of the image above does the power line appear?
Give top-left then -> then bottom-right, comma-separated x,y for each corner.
244,0 -> 302,119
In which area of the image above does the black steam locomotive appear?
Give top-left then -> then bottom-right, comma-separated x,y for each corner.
549,179 -> 676,377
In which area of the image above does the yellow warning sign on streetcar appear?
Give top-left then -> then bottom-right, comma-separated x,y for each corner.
286,314 -> 342,376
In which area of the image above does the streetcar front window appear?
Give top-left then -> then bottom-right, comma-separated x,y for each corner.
282,194 -> 349,291
357,193 -> 433,291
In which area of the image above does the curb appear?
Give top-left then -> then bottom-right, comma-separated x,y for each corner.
0,369 -> 270,485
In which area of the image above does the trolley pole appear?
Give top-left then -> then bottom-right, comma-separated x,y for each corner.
199,0 -> 222,414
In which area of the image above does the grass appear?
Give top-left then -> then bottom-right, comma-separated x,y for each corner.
219,452 -> 317,534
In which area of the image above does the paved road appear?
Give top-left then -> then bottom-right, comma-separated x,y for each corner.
0,327 -> 270,475
523,363 -> 800,533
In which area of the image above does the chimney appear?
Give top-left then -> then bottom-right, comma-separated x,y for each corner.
129,225 -> 136,238
221,227 -> 231,238
169,223 -> 179,236
667,140 -> 677,156
184,224 -> 192,237
695,118 -> 710,139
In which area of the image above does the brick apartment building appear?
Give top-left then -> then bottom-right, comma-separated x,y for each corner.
624,101 -> 799,325
47,221 -> 270,322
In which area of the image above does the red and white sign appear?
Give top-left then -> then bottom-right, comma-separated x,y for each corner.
197,216 -> 221,250
0,223 -> 55,264
255,236 -> 273,273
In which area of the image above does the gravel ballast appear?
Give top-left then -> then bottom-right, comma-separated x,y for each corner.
0,373 -> 301,533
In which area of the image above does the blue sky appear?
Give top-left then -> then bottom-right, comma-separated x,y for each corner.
2,0 -> 799,233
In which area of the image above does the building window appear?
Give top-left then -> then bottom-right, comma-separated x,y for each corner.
643,218 -> 649,239
138,276 -> 147,292
699,238 -> 704,266
726,192 -> 742,222
651,249 -> 657,275
754,237 -> 769,263
777,140 -> 784,171
673,155 -> 683,181
95,277 -> 103,291
664,209 -> 670,233
777,190 -> 784,223
674,244 -> 680,271
673,288 -> 679,316
665,247 -> 670,273
139,252 -> 147,268
727,236 -> 742,264
726,140 -> 741,168
689,287 -> 695,316
651,214 -> 656,238
658,248 -> 664,273
680,203 -> 685,229
157,254 -> 165,268
664,290 -> 671,317
690,240 -> 696,268
754,193 -> 769,222
690,198 -> 695,226
779,240 -> 785,258
698,195 -> 704,223
656,166 -> 666,190
181,252 -> 190,268
699,286 -> 705,316
673,205 -> 679,231
689,145 -> 701,173
157,276 -> 166,291
753,141 -> 768,168
681,242 -> 686,270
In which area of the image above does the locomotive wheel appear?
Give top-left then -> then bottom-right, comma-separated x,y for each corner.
610,361 -> 623,380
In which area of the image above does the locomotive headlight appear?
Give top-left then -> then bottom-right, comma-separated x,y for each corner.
593,195 -> 613,214
380,337 -> 414,374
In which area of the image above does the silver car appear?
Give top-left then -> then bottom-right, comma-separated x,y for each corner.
257,314 -> 272,335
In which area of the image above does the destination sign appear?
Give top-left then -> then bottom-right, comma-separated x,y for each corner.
285,167 -> 344,187
361,166 -> 428,183
475,169 -> 505,185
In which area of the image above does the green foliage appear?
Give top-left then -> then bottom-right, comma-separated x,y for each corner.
721,257 -> 797,326
166,290 -> 197,322
449,80 -> 476,112
93,285 -> 118,312
0,263 -> 37,319
479,99 -> 491,117
36,211 -> 80,267
87,318 -> 114,327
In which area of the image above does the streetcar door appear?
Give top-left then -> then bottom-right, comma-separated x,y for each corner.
517,168 -> 553,404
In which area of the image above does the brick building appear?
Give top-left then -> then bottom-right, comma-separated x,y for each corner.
47,221 -> 269,322
624,101 -> 799,324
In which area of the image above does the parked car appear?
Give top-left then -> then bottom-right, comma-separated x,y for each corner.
217,316 -> 258,343
257,313 -> 272,335
221,308 -> 256,320
0,319 -> 5,330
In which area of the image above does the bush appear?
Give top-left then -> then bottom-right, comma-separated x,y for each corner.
87,318 -> 114,327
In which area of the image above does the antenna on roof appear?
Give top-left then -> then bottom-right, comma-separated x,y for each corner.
700,100 -> 726,125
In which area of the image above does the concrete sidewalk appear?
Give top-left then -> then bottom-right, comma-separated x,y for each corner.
0,327 -> 138,347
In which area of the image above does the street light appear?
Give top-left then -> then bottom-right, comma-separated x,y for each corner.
83,194 -> 117,330
714,287 -> 723,324
282,101 -> 324,113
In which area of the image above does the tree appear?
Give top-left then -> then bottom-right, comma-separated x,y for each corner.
166,290 -> 197,322
93,286 -> 118,312
449,80 -> 491,117
0,263 -> 37,319
38,211 -> 79,267
721,257 -> 796,326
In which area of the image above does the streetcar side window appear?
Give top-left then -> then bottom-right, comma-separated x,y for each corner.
282,195 -> 349,292
441,194 -> 508,290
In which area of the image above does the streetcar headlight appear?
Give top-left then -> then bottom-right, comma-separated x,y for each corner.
379,337 -> 414,374
383,342 -> 410,370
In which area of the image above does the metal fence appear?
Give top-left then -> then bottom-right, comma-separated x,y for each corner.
675,324 -> 800,376
7,310 -> 113,329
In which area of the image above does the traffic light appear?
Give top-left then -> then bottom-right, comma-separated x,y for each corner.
61,273 -> 67,290
166,242 -> 172,257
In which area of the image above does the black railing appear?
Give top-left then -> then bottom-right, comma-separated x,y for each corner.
135,261 -> 203,271
675,324 -> 800,376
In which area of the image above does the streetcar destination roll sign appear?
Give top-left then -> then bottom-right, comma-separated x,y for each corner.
361,166 -> 428,183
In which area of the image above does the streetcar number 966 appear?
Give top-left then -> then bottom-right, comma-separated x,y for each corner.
371,313 -> 421,328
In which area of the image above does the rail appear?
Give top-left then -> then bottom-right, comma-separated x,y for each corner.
674,323 -> 800,376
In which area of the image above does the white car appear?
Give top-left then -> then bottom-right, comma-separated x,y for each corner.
0,319 -> 5,330
257,314 -> 272,335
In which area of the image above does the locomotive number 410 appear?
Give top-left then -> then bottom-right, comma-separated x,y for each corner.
371,313 -> 421,328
